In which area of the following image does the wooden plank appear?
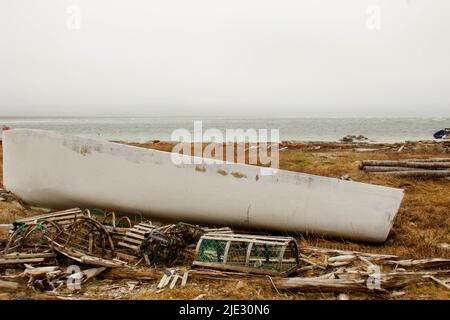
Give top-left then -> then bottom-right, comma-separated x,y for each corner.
2,252 -> 57,259
192,261 -> 284,276
138,223 -> 153,228
118,241 -> 140,251
25,266 -> 60,273
363,166 -> 417,173
121,237 -> 143,245
372,170 -> 450,178
181,271 -> 189,287
0,257 -> 45,264
134,225 -> 155,232
80,255 -> 127,268
169,274 -> 179,289
17,209 -> 83,223
115,252 -> 139,262
125,231 -> 147,240
162,270 -> 175,288
143,254 -> 150,266
100,268 -> 159,281
157,273 -> 168,289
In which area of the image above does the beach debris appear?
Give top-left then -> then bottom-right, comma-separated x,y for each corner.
1,205 -> 449,298
340,135 -> 368,143
360,158 -> 450,178
192,234 -> 299,276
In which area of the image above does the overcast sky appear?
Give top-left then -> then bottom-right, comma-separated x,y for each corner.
0,0 -> 449,117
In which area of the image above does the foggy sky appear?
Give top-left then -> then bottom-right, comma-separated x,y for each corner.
0,0 -> 449,117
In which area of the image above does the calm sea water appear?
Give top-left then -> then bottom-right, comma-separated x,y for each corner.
0,117 -> 448,143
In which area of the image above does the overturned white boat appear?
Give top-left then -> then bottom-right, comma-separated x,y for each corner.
2,129 -> 404,242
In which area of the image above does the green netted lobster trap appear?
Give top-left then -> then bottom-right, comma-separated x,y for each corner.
193,233 -> 299,276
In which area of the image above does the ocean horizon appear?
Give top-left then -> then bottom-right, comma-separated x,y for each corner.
1,116 -> 449,143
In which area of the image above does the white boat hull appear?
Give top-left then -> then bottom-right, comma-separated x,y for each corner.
2,129 -> 404,242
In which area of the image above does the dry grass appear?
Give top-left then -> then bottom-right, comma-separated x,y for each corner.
1,141 -> 449,300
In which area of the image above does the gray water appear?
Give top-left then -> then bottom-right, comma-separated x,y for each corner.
0,117 -> 448,143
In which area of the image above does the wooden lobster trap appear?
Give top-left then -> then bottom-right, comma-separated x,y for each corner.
192,234 -> 299,276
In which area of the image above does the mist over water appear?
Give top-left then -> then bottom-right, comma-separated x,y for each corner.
0,117 -> 448,143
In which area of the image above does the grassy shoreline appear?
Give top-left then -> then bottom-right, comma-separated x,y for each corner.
1,140 -> 449,299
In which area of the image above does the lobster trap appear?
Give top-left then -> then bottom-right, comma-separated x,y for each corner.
192,234 -> 299,276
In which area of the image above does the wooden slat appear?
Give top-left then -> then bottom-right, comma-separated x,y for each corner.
121,237 -> 143,245
138,223 -> 153,229
118,242 -> 140,251
125,231 -> 147,240
128,228 -> 149,236
134,225 -> 154,232
17,209 -> 83,223
1,252 -> 56,259
0,257 -> 46,264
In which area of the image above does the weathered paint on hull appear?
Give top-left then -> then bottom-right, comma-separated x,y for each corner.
2,129 -> 404,242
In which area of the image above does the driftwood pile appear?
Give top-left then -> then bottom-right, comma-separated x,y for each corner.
360,158 -> 450,179
273,246 -> 450,295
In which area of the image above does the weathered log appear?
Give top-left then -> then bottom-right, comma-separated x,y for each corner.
80,255 -> 128,268
405,158 -> 450,163
274,277 -> 386,293
372,170 -> 450,178
361,160 -> 450,169
384,258 -> 450,269
363,166 -> 417,172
